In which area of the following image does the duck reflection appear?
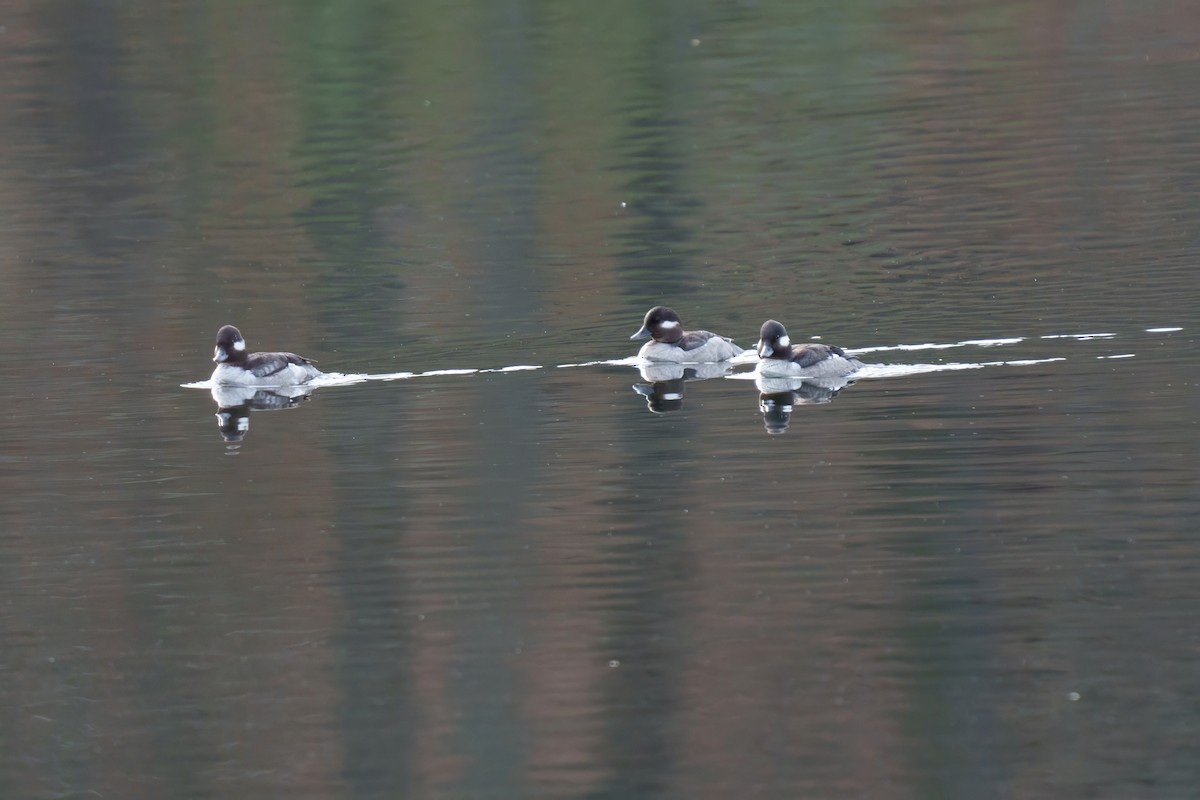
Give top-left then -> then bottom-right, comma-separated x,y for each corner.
212,385 -> 312,443
756,374 -> 855,434
631,361 -> 736,414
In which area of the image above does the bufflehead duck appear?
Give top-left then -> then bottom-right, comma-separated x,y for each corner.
756,319 -> 862,378
210,325 -> 323,386
630,306 -> 744,363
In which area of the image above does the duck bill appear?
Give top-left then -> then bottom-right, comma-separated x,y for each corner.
214,346 -> 228,363
630,325 -> 651,340
757,340 -> 773,357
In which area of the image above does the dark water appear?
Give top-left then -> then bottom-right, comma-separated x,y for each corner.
2,2 -> 1198,798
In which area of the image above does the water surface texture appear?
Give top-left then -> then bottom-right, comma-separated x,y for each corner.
1,2 -> 1198,798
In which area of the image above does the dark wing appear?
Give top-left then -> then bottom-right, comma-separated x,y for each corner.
790,344 -> 840,368
678,330 -> 718,351
245,351 -> 313,378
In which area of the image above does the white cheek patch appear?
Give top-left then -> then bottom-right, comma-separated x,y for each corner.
662,392 -> 683,400
233,339 -> 246,352
659,320 -> 680,329
778,335 -> 790,348
237,418 -> 250,432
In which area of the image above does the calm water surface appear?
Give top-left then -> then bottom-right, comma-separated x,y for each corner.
1,1 -> 1198,798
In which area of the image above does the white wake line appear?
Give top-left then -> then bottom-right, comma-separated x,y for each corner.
556,356 -> 640,369
592,336 -> 1033,363
181,364 -> 544,390
182,352 -> 1061,390
850,337 -> 1025,355
724,357 -> 1067,381
184,323 -> 1179,389
554,335 -> 1033,365
854,357 -> 1066,378
851,325 -> 1180,353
